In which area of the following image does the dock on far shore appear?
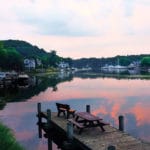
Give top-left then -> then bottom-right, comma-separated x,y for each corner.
37,103 -> 150,150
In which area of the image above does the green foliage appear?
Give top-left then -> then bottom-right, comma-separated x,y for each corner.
3,40 -> 47,58
63,57 -> 73,67
0,42 -> 23,71
118,56 -> 131,66
0,42 -> 8,68
48,50 -> 61,67
141,57 -> 150,67
1,39 -> 150,71
2,40 -> 62,69
0,122 -> 24,150
73,54 -> 150,69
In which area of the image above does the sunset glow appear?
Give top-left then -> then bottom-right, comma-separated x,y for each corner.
0,0 -> 150,58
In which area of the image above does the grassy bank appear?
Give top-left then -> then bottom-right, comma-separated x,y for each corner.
75,72 -> 150,80
0,122 -> 24,150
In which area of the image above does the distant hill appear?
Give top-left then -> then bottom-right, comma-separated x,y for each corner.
2,40 -> 47,58
72,54 -> 150,69
0,39 -> 62,70
1,39 -> 150,71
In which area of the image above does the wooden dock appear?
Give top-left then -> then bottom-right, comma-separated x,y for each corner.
37,103 -> 150,150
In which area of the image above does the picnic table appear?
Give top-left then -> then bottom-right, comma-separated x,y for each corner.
68,112 -> 109,134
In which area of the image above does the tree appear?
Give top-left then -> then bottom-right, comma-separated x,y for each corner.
119,57 -> 131,66
48,50 -> 60,67
0,42 -> 8,69
141,57 -> 150,67
0,42 -> 23,71
6,47 -> 23,70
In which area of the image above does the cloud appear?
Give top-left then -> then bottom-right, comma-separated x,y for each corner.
0,0 -> 150,58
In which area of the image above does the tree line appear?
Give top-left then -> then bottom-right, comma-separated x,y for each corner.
0,40 -> 150,71
0,40 -> 72,71
72,55 -> 150,70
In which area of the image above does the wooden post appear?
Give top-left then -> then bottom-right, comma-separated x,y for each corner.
37,103 -> 42,138
86,105 -> 90,113
48,137 -> 52,150
47,109 -> 51,128
119,115 -> 124,131
47,109 -> 52,150
108,145 -> 116,150
67,122 -> 73,141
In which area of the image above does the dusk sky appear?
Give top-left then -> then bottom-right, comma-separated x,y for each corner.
0,0 -> 150,58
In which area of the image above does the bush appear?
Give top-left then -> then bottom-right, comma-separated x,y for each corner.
0,122 -> 24,150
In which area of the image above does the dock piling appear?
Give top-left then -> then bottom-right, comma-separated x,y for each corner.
86,105 -> 91,113
119,115 -> 124,131
107,145 -> 116,150
67,122 -> 74,141
37,102 -> 42,138
47,109 -> 52,150
47,109 -> 51,128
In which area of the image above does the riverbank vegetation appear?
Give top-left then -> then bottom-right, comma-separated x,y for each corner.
0,40 -> 149,73
74,72 -> 150,80
0,122 -> 24,150
0,40 -> 71,71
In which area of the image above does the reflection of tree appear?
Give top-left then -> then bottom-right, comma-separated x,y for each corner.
0,100 -> 6,110
0,74 -> 73,103
0,87 -> 19,110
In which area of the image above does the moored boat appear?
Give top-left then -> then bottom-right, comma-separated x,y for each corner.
17,74 -> 29,87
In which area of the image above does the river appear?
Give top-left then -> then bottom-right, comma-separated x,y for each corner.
0,73 -> 150,150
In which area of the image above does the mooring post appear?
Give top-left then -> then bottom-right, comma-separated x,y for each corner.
63,122 -> 74,149
47,109 -> 52,150
37,102 -> 42,138
48,136 -> 52,150
47,109 -> 51,128
67,122 -> 74,141
107,145 -> 116,150
119,115 -> 124,131
86,105 -> 91,113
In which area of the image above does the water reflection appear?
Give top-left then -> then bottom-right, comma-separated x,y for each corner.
0,74 -> 150,150
0,74 -> 73,109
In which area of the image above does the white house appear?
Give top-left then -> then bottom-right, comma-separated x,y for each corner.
24,58 -> 36,69
57,61 -> 69,69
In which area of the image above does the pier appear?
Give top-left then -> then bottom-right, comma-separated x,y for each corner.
37,103 -> 150,150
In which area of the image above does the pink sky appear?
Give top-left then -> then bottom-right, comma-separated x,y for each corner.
0,0 -> 150,58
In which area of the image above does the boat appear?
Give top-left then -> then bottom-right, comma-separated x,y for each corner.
17,74 -> 29,87
0,72 -> 7,81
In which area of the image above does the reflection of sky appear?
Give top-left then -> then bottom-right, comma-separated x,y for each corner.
0,77 -> 150,149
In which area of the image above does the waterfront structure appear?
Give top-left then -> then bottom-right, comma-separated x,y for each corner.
58,61 -> 69,69
24,58 -> 36,69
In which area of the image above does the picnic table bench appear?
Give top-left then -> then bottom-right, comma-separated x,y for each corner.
68,112 -> 109,134
68,118 -> 84,134
56,103 -> 76,119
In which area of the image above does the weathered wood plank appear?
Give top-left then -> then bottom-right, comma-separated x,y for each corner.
39,112 -> 150,150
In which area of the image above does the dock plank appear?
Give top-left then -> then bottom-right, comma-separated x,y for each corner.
40,112 -> 150,150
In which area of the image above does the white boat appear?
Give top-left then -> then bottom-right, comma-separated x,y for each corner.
113,65 -> 127,69
0,72 -> 7,80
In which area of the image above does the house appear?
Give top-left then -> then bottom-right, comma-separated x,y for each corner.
24,58 -> 36,69
57,62 -> 69,69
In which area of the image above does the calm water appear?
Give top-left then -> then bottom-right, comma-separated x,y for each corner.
0,74 -> 150,150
